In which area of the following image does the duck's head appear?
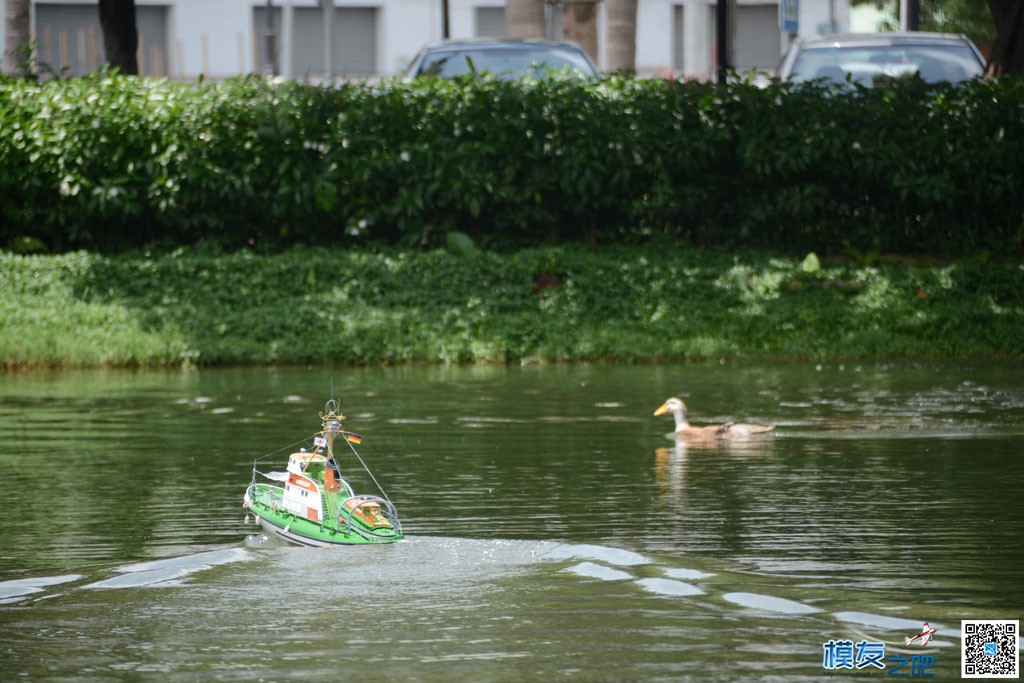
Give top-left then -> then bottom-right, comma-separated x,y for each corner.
653,397 -> 687,418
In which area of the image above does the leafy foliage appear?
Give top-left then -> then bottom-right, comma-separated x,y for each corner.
1,73 -> 1023,255
2,246 -> 1021,367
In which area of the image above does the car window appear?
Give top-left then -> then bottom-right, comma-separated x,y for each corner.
416,48 -> 596,79
789,43 -> 983,86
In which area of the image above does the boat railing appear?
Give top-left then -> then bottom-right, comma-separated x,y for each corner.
246,481 -> 284,508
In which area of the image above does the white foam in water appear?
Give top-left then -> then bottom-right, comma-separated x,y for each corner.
663,567 -> 715,581
635,577 -> 704,597
84,548 -> 251,590
834,611 -> 954,636
565,562 -> 634,581
545,543 -> 651,567
722,592 -> 821,614
86,567 -> 195,589
0,574 -> 82,603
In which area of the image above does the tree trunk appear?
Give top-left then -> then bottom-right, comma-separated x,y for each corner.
563,3 -> 598,63
99,0 -> 139,75
605,0 -> 638,73
4,0 -> 31,76
506,0 -> 546,39
985,0 -> 1024,76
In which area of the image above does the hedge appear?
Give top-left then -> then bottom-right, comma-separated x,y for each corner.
1,73 -> 1022,255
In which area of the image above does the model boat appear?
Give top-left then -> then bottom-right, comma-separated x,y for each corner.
243,399 -> 403,546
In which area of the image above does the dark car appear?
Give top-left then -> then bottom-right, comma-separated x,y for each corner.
404,38 -> 600,80
776,32 -> 985,87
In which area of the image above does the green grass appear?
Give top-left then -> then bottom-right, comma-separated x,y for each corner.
2,245 -> 1022,368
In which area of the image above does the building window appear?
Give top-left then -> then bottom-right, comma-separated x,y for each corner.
475,6 -> 506,37
252,5 -> 283,75
733,3 -> 783,71
291,6 -> 377,77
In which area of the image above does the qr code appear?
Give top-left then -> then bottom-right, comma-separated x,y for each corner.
963,620 -> 1019,678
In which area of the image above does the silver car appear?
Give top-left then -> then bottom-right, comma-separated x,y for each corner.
405,39 -> 600,80
776,32 -> 986,87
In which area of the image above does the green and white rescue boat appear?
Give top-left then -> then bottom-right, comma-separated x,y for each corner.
243,399 -> 403,547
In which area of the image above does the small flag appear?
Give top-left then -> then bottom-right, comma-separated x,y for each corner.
313,436 -> 327,448
346,433 -> 363,445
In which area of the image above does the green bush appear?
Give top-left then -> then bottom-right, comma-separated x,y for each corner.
1,73 -> 1023,254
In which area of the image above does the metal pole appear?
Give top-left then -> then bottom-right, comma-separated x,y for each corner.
716,0 -> 728,83
442,0 -> 450,39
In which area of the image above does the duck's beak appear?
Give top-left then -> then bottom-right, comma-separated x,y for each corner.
653,402 -> 670,417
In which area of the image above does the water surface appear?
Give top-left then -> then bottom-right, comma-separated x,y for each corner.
1,363 -> 1021,681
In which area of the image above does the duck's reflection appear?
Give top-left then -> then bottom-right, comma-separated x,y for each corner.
654,435 -> 775,499
654,441 -> 689,497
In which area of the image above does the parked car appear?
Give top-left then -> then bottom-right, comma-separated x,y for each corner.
776,32 -> 986,87
405,39 -> 600,80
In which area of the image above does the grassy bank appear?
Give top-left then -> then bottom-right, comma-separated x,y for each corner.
2,246 -> 1022,368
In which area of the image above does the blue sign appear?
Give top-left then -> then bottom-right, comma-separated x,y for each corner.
780,0 -> 798,33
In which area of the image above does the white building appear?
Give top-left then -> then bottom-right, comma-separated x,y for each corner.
4,0 -> 850,81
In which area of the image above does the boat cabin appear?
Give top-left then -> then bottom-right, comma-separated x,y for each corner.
343,497 -> 394,529
282,452 -> 326,522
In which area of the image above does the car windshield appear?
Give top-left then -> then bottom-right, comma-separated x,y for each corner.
789,43 -> 983,86
416,48 -> 596,79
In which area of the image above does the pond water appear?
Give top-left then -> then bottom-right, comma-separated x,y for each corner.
1,363 -> 1022,681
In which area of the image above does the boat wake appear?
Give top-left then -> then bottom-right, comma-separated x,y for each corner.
0,547 -> 251,603
0,536 -> 962,650
82,548 -> 252,589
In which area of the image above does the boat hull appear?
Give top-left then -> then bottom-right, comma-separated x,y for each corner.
245,484 -> 403,547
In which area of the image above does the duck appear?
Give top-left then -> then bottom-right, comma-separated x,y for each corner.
653,397 -> 774,439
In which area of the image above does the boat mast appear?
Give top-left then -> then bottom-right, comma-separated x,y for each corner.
320,397 -> 399,522
320,398 -> 344,463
